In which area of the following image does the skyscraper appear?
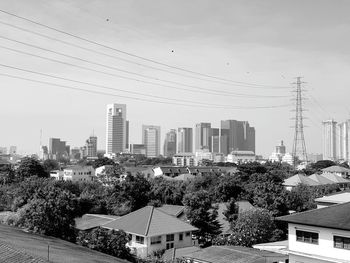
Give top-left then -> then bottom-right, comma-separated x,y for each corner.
86,135 -> 97,159
106,104 -> 127,154
337,120 -> 350,161
177,127 -> 193,153
48,138 -> 69,160
142,125 -> 161,158
195,123 -> 211,151
220,120 -> 255,154
164,129 -> 177,157
211,128 -> 220,153
322,119 -> 337,161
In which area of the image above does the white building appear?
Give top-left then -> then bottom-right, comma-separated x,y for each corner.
106,104 -> 127,155
279,202 -> 350,263
322,119 -> 337,161
269,141 -> 287,162
49,170 -> 64,180
63,166 -> 95,182
282,153 -> 294,166
337,120 -> 350,162
76,206 -> 198,258
226,150 -> 255,164
173,153 -> 197,166
142,125 -> 161,158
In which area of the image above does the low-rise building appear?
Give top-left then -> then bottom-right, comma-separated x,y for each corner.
63,166 -> 95,182
173,153 -> 197,166
50,170 -> 64,180
76,206 -> 198,258
315,191 -> 350,208
283,174 -> 320,191
322,165 -> 350,179
226,151 -> 255,164
278,202 -> 350,263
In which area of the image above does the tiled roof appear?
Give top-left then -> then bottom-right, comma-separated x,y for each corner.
156,205 -> 185,217
322,165 -> 350,173
308,174 -> 335,185
315,192 -> 350,204
321,173 -> 350,183
75,214 -> 120,231
0,241 -> 47,263
103,206 -> 198,237
278,202 -> 350,231
172,173 -> 195,181
181,246 -> 286,263
283,174 -> 320,187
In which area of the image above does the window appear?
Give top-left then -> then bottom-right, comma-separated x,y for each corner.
334,236 -> 350,250
151,236 -> 162,245
179,233 -> 183,241
136,235 -> 144,244
185,232 -> 191,237
296,230 -> 318,244
166,234 -> 174,242
166,242 -> 174,249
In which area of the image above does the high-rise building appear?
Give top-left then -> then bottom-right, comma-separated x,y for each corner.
130,144 -> 147,155
106,104 -> 127,154
195,123 -> 211,151
48,138 -> 69,160
177,128 -> 193,153
164,129 -> 177,157
220,120 -> 255,154
337,120 -> 350,162
86,135 -> 97,159
9,146 -> 17,155
142,125 -> 161,158
211,128 -> 220,153
126,120 -> 130,150
322,119 -> 337,161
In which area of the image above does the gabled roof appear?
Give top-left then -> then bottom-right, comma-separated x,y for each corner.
181,246 -> 286,263
172,173 -> 195,181
321,172 -> 350,183
157,205 -> 185,217
322,165 -> 350,173
278,202 -> 350,231
103,206 -> 197,237
315,192 -> 350,204
283,174 -> 320,187
308,174 -> 335,185
75,214 -> 120,231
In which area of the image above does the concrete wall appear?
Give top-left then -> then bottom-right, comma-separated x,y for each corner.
288,223 -> 350,262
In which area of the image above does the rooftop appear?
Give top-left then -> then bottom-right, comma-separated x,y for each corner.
315,192 -> 350,204
308,173 -> 335,185
283,173 -> 320,187
322,165 -> 350,173
321,172 -> 350,183
75,214 -> 120,231
278,202 -> 350,231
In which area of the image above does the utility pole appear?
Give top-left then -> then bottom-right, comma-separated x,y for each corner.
292,77 -> 308,167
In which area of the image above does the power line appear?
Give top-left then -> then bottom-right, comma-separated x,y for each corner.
0,43 -> 289,99
0,35 -> 289,98
0,72 -> 292,109
0,63 -> 278,108
0,8 -> 289,89
0,20 -> 288,89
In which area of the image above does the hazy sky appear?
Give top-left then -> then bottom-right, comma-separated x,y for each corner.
1,0 -> 350,156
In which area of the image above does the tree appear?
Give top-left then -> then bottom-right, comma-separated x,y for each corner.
42,159 -> 59,174
223,198 -> 239,223
214,175 -> 242,202
16,157 -> 47,179
227,208 -> 276,247
77,227 -> 134,261
311,160 -> 336,170
149,177 -> 186,205
0,165 -> 15,184
286,184 -> 317,212
92,157 -> 115,169
183,190 -> 221,241
18,185 -> 79,241
98,164 -> 125,185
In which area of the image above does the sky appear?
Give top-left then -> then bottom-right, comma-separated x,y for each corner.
1,0 -> 350,157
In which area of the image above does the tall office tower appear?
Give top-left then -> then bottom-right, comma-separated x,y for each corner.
142,125 -> 161,158
9,146 -> 17,155
177,128 -> 193,153
48,138 -> 69,159
322,119 -> 337,161
86,135 -> 97,159
106,104 -> 127,154
164,129 -> 177,157
211,128 -> 220,153
126,120 -> 129,150
337,120 -> 350,161
195,123 -> 211,151
220,120 -> 255,154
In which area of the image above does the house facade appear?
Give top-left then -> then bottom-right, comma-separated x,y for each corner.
279,202 -> 350,263
62,165 -> 95,181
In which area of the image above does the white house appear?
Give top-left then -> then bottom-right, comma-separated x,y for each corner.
75,205 -> 198,258
322,165 -> 350,179
50,170 -> 64,180
63,165 -> 95,182
278,202 -> 350,263
226,151 -> 255,164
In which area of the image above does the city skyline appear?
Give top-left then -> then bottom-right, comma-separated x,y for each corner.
2,1 -> 350,156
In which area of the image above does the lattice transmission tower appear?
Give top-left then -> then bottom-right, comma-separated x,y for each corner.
292,77 -> 308,166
